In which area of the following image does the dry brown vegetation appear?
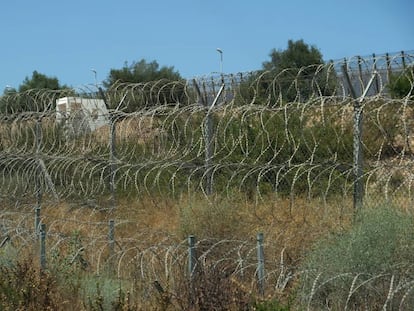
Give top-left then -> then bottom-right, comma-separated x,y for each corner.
0,193 -> 357,310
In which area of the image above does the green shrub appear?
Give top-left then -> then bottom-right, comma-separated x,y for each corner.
82,278 -> 135,311
388,66 -> 414,99
0,243 -> 18,267
363,100 -> 409,159
298,206 -> 414,309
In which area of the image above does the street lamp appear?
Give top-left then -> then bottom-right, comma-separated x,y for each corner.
216,48 -> 223,74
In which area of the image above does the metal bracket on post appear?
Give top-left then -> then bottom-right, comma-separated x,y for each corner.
100,87 -> 118,210
208,83 -> 225,114
35,117 -> 59,202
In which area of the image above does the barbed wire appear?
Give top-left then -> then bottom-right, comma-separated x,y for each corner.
0,50 -> 413,309
0,52 -> 413,204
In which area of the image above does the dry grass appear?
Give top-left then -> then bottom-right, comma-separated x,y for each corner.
1,194 -> 355,270
0,194 -> 360,310
92,116 -> 162,144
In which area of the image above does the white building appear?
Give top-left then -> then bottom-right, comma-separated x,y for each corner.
56,97 -> 109,136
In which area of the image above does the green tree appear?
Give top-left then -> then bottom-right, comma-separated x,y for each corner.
1,71 -> 68,113
104,59 -> 181,87
263,39 -> 324,72
388,66 -> 414,98
18,70 -> 64,92
256,39 -> 336,104
104,59 -> 187,110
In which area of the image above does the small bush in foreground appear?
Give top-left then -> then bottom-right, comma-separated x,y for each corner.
186,265 -> 251,310
0,260 -> 61,310
298,206 -> 414,309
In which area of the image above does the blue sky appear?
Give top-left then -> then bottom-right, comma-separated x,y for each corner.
1,0 -> 413,89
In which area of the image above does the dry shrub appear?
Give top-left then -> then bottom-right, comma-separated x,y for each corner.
0,193 -> 356,310
0,259 -> 61,310
189,265 -> 251,311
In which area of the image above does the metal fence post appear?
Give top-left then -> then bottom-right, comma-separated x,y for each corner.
109,117 -> 117,210
353,99 -> 364,211
342,63 -> 378,213
35,207 -> 41,238
386,53 -> 392,83
202,81 -> 214,196
193,80 -> 213,195
108,219 -> 115,257
257,232 -> 265,296
372,53 -> 380,94
188,235 -> 197,305
401,50 -> 406,69
40,223 -> 46,271
99,87 -> 117,210
204,81 -> 225,195
188,235 -> 197,277
204,112 -> 214,195
357,56 -> 364,94
35,118 -> 42,210
35,116 -> 58,201
342,64 -> 364,211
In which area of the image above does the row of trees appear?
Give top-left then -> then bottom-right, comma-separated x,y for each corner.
3,70 -> 64,95
3,39 -> 324,94
2,60 -> 182,95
